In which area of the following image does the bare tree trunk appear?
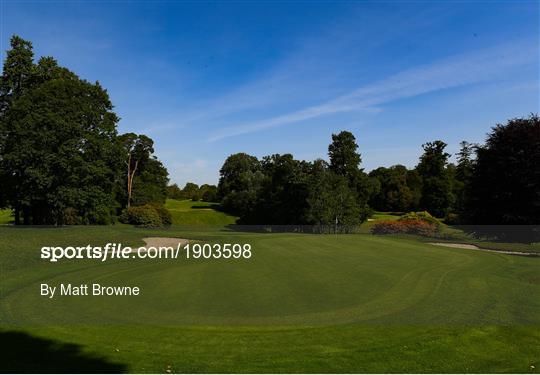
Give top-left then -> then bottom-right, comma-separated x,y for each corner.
126,154 -> 132,208
126,154 -> 138,208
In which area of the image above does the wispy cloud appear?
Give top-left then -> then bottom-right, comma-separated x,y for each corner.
154,6 -> 449,136
208,39 -> 537,142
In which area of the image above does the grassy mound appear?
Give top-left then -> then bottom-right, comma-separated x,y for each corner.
164,199 -> 237,226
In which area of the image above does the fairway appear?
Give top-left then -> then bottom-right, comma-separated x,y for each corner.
1,225 -> 539,372
165,199 -> 238,226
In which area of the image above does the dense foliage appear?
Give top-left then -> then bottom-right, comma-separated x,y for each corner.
369,165 -> 421,212
463,115 -> 540,241
167,182 -> 218,202
368,142 -> 457,217
0,36 -> 169,225
416,141 -> 454,217
217,131 -> 371,231
216,117 -> 539,239
119,204 -> 171,228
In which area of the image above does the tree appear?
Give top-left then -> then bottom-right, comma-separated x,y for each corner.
167,183 -> 184,200
369,165 -> 414,212
249,154 -> 311,225
406,169 -> 422,211
131,157 -> 169,206
0,36 -> 34,116
0,35 -> 169,224
329,131 -> 361,180
200,184 -> 218,202
328,130 -> 372,221
183,182 -> 200,201
0,36 -> 36,221
456,141 -> 475,183
465,115 -> 540,241
218,153 -> 263,217
0,75 -> 122,224
118,133 -> 154,208
452,141 -> 476,216
307,163 -> 361,233
416,141 -> 454,217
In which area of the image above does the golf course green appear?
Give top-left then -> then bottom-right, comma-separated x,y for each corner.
1,210 -> 539,372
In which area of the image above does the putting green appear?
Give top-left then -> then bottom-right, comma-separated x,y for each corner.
1,226 -> 539,372
2,227 -> 539,326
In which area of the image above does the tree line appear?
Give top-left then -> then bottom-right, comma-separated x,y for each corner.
1,35 -> 538,237
216,131 -> 377,231
216,116 -> 539,238
167,182 -> 218,202
0,36 -> 169,225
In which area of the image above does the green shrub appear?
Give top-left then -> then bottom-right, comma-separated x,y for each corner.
202,189 -> 217,202
62,207 -> 79,225
152,205 -> 172,226
399,211 -> 441,226
120,205 -> 163,227
444,212 -> 460,225
371,219 -> 438,237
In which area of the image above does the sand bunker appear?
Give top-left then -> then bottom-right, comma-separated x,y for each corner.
138,237 -> 189,251
428,242 -> 538,256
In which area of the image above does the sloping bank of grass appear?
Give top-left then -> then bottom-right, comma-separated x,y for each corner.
426,225 -> 540,255
165,199 -> 238,226
0,224 -> 539,372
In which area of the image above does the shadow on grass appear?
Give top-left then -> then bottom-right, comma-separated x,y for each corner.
0,331 -> 127,373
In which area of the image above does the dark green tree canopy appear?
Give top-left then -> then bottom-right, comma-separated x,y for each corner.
456,141 -> 475,183
416,141 -> 450,177
117,132 -> 168,208
218,153 -> 264,217
415,140 -> 454,217
200,184 -> 218,202
131,157 -> 169,206
328,130 -> 361,178
218,152 -> 261,196
1,69 -> 122,224
217,134 -> 371,230
369,165 -> 415,212
465,114 -> 540,234
183,182 -> 201,201
0,36 -> 34,113
0,35 -> 169,224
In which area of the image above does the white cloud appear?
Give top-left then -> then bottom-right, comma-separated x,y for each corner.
208,39 -> 537,142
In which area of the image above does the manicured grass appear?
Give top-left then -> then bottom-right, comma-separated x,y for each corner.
370,212 -> 401,221
4,325 -> 538,373
165,199 -> 238,226
0,225 -> 539,372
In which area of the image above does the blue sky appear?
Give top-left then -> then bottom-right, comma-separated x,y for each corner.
1,1 -> 538,186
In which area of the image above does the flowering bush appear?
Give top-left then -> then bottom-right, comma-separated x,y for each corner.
371,219 -> 437,236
